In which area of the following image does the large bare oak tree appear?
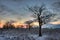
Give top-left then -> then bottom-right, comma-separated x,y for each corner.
27,4 -> 56,36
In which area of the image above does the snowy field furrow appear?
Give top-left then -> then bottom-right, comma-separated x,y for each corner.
0,28 -> 60,40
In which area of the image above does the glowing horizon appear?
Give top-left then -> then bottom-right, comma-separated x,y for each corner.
0,21 -> 60,28
0,0 -> 60,28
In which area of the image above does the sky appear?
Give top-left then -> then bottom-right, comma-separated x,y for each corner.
0,0 -> 60,26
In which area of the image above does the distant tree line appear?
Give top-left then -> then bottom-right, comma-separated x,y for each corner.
3,22 -> 15,29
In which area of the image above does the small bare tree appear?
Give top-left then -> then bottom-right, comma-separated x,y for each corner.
3,21 -> 15,29
27,4 -> 56,36
25,20 -> 36,30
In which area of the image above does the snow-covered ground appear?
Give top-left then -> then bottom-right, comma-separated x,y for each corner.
0,28 -> 60,40
0,33 -> 60,40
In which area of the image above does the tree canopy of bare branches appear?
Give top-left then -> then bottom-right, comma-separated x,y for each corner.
27,4 -> 56,36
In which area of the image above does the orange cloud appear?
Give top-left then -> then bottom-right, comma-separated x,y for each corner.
50,21 -> 60,24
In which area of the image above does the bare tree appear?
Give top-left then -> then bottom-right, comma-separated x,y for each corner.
27,4 -> 56,36
3,21 -> 15,29
25,19 -> 36,30
25,20 -> 32,30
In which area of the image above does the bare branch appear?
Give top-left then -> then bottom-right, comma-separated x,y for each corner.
39,4 -> 46,15
41,14 -> 56,24
27,5 -> 37,15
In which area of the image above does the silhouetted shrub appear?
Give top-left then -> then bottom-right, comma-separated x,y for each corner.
3,23 -> 15,29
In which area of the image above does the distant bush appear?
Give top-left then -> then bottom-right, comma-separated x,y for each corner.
3,23 -> 15,29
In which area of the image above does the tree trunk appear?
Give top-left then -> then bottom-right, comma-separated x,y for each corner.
38,15 -> 42,36
29,24 -> 31,31
39,24 -> 42,36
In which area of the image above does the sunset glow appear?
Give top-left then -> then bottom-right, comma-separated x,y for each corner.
31,22 -> 39,26
50,21 -> 60,24
0,21 -> 60,28
12,22 -> 26,28
0,21 -> 39,28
